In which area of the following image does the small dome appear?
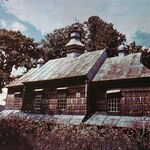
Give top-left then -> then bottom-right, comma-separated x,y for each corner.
70,32 -> 80,38
37,57 -> 44,64
65,38 -> 84,47
65,26 -> 85,58
118,43 -> 129,57
65,30 -> 84,47
118,43 -> 125,51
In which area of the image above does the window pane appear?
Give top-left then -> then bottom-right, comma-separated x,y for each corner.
57,90 -> 67,110
108,98 -> 120,112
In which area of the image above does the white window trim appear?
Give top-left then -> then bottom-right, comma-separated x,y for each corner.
106,89 -> 121,94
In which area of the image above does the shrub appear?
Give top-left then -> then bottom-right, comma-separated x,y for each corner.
0,117 -> 150,150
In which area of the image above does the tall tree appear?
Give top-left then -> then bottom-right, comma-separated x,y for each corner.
0,29 -> 44,90
41,23 -> 85,60
126,41 -> 143,53
85,16 -> 126,56
141,47 -> 150,69
42,16 -> 126,58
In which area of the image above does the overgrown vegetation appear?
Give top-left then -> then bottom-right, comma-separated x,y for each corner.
0,117 -> 150,150
0,29 -> 44,90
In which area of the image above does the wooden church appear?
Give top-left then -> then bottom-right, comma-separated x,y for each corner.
5,27 -> 150,117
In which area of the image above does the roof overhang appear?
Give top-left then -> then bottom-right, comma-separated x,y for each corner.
23,75 -> 87,88
5,84 -> 23,88
92,77 -> 150,89
6,85 -> 23,93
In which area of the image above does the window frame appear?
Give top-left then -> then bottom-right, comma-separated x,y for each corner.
108,98 -> 120,113
57,89 -> 67,110
107,90 -> 121,113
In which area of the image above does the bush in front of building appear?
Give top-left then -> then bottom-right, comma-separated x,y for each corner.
0,117 -> 150,150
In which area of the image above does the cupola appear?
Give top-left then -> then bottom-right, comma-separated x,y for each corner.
118,43 -> 129,57
65,25 -> 85,58
37,57 -> 44,68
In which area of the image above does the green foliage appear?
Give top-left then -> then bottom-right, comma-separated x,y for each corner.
0,117 -> 150,150
141,48 -> 150,69
42,22 -> 85,60
86,16 -> 126,56
0,29 -> 44,89
127,41 -> 143,53
42,16 -> 126,58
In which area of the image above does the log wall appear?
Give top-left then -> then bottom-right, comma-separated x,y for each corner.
6,84 -> 87,115
43,85 -> 87,115
14,93 -> 23,110
21,89 -> 34,112
33,91 -> 43,113
121,88 -> 150,116
95,87 -> 150,116
5,93 -> 22,110
5,94 -> 15,110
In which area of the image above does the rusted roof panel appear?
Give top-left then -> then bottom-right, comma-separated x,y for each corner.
26,50 -> 105,83
93,53 -> 150,81
6,68 -> 38,87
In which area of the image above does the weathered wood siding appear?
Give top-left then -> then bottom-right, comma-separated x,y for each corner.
121,87 -> 150,116
43,88 -> 56,114
22,89 -> 34,112
67,85 -> 87,115
5,94 -> 15,110
13,93 -> 23,110
5,92 -> 23,110
94,89 -> 107,114
43,85 -> 87,115
95,87 -> 150,116
9,84 -> 87,115
33,91 -> 43,113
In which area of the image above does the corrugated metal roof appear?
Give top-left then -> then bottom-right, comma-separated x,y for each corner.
6,68 -> 38,87
7,50 -> 105,87
0,110 -> 150,128
0,110 -> 84,125
85,114 -> 149,128
25,50 -> 105,83
93,53 -> 150,82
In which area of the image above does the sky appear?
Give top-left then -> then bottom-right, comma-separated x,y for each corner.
0,0 -> 150,46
